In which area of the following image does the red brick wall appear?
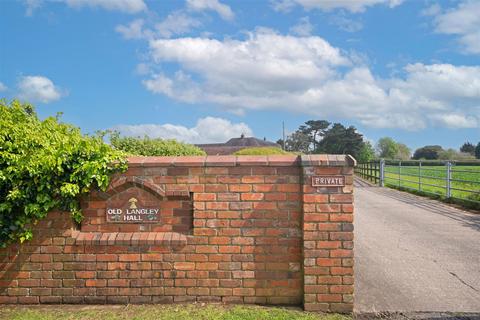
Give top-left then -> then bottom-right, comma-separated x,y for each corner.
0,155 -> 355,313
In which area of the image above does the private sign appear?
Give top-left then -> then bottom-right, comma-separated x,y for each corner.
311,176 -> 345,187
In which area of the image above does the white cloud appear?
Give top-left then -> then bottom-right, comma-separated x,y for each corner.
329,14 -> 363,32
65,0 -> 147,13
0,82 -> 7,92
272,0 -> 403,13
135,63 -> 151,75
429,113 -> 478,129
431,1 -> 480,54
113,117 -> 253,144
143,71 -> 201,104
143,74 -> 174,96
23,0 -> 42,16
116,12 -> 202,40
186,0 -> 234,21
290,17 -> 314,36
17,75 -> 64,103
23,0 -> 147,15
394,63 -> 480,102
115,19 -> 150,40
421,3 -> 441,17
139,29 -> 480,130
155,11 -> 202,38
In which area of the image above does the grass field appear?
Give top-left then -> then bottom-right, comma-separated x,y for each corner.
356,162 -> 480,209
0,305 -> 350,320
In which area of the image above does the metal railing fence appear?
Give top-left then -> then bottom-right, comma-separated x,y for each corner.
355,159 -> 480,208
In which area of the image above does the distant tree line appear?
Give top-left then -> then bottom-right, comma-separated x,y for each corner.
277,120 -> 373,162
412,142 -> 480,161
278,120 -> 480,162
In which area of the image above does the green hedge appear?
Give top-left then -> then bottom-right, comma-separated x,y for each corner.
234,147 -> 291,155
0,100 -> 127,247
110,132 -> 206,156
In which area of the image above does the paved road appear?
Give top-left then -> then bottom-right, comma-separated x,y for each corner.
354,179 -> 480,313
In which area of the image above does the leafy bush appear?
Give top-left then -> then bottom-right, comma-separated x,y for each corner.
0,100 -> 127,247
437,149 -> 475,160
234,147 -> 292,155
413,145 -> 443,160
110,132 -> 206,156
357,141 -> 375,163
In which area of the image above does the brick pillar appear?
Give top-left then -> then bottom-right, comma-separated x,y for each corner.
301,155 -> 355,313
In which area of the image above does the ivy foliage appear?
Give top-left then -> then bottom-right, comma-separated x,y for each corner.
0,100 -> 127,247
110,132 -> 206,156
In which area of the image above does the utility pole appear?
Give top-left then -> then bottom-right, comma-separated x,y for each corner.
282,121 -> 286,150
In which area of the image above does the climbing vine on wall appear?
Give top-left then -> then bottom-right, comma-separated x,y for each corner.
0,100 -> 127,247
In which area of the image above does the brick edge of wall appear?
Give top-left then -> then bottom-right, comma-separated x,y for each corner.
300,155 -> 355,313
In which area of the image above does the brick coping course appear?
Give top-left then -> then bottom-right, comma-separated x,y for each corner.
126,155 -> 356,167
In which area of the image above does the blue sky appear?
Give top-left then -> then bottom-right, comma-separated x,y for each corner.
1,0 -> 479,150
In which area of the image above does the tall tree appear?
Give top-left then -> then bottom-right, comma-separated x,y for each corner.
276,139 -> 285,150
357,141 -> 376,163
460,142 -> 475,155
476,142 -> 480,159
376,137 -> 399,159
315,123 -> 365,159
396,143 -> 411,160
284,130 -> 310,154
299,120 -> 330,152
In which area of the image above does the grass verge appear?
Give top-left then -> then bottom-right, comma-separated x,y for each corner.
0,304 -> 351,320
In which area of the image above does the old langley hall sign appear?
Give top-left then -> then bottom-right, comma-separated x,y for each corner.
106,197 -> 160,223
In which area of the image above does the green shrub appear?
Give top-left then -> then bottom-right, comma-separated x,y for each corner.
0,100 -> 127,247
110,132 -> 206,156
234,147 -> 292,155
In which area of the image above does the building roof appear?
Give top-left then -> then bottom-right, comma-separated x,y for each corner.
196,135 -> 280,155
224,136 -> 279,147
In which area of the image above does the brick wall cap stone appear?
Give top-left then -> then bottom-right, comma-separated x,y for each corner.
301,155 -> 355,167
205,156 -> 236,167
141,157 -> 176,167
236,156 -> 268,166
174,156 -> 207,167
127,155 -> 355,167
267,155 -> 301,166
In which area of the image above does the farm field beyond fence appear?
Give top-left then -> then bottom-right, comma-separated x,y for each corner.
355,161 -> 480,209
